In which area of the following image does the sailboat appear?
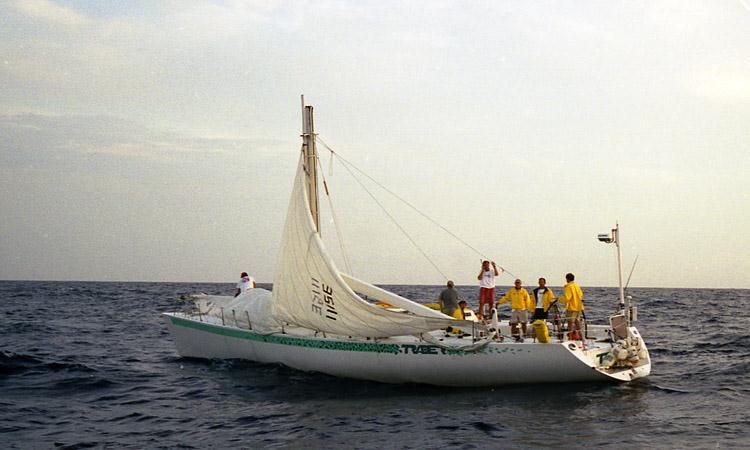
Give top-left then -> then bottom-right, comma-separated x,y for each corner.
163,99 -> 651,386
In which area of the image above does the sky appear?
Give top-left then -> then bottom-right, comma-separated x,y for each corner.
1,0 -> 749,288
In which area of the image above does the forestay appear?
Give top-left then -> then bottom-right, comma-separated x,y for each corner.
271,155 -> 463,338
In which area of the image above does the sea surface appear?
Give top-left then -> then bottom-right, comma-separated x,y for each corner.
1,281 -> 748,449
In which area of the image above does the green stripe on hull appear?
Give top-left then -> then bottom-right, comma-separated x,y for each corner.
169,316 -> 534,357
170,315 -> 401,354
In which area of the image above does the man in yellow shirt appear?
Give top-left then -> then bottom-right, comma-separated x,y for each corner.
452,300 -> 469,320
448,300 -> 478,335
530,277 -> 556,322
559,273 -> 584,339
497,279 -> 530,342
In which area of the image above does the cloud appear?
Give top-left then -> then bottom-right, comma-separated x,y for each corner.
11,0 -> 88,27
683,63 -> 750,103
0,113 -> 290,174
170,0 -> 298,35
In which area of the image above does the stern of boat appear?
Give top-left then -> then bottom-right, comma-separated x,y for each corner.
564,325 -> 651,382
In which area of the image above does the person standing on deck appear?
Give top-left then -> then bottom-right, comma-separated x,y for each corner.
530,277 -> 556,322
497,279 -> 531,342
477,260 -> 501,319
438,280 -> 461,316
559,273 -> 584,339
234,272 -> 256,297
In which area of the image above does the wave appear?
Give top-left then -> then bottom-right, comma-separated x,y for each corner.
712,360 -> 750,378
650,384 -> 696,394
470,421 -> 506,437
50,376 -> 116,393
109,412 -> 158,423
693,333 -> 750,350
647,347 -> 692,357
52,442 -> 100,450
0,351 -> 44,375
233,414 -> 292,426
0,351 -> 96,375
693,342 -> 750,357
2,322 -> 54,334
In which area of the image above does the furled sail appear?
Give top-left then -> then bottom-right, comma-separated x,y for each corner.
271,155 -> 462,338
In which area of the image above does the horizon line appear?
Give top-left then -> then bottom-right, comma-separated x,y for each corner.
0,279 -> 748,290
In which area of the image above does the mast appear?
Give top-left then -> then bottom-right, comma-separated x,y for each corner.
301,95 -> 320,232
598,222 -> 629,326
614,223 -> 625,313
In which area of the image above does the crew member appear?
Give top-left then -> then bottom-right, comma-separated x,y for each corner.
452,300 -> 469,320
530,277 -> 555,322
559,273 -> 584,340
234,271 -> 256,297
497,279 -> 530,342
477,260 -> 501,319
438,280 -> 461,316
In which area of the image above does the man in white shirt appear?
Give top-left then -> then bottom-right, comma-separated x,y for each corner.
234,271 -> 256,297
477,260 -> 501,319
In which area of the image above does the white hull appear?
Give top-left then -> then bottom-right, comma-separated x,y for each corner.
164,312 -> 651,387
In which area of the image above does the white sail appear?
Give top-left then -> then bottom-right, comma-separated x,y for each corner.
271,155 -> 462,338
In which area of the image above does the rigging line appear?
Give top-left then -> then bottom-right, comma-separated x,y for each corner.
333,151 -> 450,282
315,154 -> 353,275
317,137 -> 485,257
494,263 -> 516,280
316,135 -> 516,277
624,254 -> 639,292
317,137 -> 486,258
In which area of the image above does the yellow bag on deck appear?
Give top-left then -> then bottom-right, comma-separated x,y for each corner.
532,319 -> 550,343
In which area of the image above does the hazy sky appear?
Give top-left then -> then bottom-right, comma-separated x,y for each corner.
1,1 -> 749,288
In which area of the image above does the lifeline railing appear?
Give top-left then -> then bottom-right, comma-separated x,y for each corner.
190,305 -> 254,331
187,300 -> 613,345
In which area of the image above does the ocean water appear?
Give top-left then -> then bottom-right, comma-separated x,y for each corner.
1,281 -> 748,449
